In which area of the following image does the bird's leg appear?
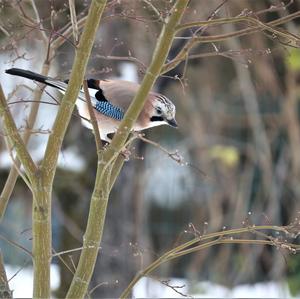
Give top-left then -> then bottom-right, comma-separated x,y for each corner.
120,132 -> 141,161
104,133 -> 132,161
121,147 -> 132,161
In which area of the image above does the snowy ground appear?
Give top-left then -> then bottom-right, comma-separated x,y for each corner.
5,264 -> 297,298
133,277 -> 295,298
5,264 -> 60,298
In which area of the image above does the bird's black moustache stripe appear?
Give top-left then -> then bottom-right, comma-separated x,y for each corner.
150,116 -> 164,122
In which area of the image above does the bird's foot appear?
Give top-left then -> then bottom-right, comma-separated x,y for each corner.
121,148 -> 131,161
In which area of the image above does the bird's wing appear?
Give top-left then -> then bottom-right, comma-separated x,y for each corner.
50,78 -> 151,121
77,79 -> 141,120
55,78 -> 126,121
99,80 -> 141,111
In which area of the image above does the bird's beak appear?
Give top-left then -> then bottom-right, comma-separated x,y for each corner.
167,118 -> 178,128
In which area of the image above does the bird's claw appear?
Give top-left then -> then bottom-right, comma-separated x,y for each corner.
121,148 -> 131,161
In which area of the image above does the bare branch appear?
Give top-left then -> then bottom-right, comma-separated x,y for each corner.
69,0 -> 79,44
138,134 -> 207,177
0,85 -> 37,180
138,133 -> 186,165
7,259 -> 31,283
176,15 -> 300,43
162,10 -> 300,74
51,16 -> 87,51
30,0 -> 48,43
41,1 -> 107,178
141,0 -> 164,22
192,17 -> 300,45
0,251 -> 12,299
0,234 -> 32,258
159,278 -> 190,298
120,224 -> 300,298
67,2 -> 189,298
95,54 -> 147,71
51,248 -> 75,275
0,23 -> 10,37
0,62 -> 51,220
2,135 -> 32,191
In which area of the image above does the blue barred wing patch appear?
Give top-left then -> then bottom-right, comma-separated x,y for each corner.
95,101 -> 124,120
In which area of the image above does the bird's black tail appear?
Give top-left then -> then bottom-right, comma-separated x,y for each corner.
5,68 -> 60,89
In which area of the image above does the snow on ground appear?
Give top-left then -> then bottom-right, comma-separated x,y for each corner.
5,264 -> 60,298
133,277 -> 295,298
4,265 -> 297,298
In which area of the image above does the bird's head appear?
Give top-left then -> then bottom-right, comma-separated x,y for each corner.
149,94 -> 178,128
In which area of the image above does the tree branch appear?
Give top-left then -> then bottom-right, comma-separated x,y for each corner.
28,1 -> 108,297
68,0 -> 79,44
106,0 -> 189,154
0,251 -> 12,299
162,10 -> 300,74
0,85 -> 37,180
120,224 -> 299,298
0,62 -> 50,220
41,0 -> 107,183
66,1 -> 189,298
176,15 -> 300,40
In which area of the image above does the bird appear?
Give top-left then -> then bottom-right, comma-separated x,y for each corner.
5,68 -> 177,142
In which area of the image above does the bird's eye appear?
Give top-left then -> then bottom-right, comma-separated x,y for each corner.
156,107 -> 162,115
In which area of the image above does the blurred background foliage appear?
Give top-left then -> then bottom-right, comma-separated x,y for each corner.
1,0 -> 300,297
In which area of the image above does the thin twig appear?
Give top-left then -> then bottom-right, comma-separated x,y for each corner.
191,17 -> 300,45
155,277 -> 190,298
0,84 -> 37,180
15,1 -> 36,25
69,0 -> 79,44
138,133 -> 186,165
120,224 -> 299,298
7,258 -> 31,283
0,23 -> 10,37
52,248 -> 75,275
52,246 -> 85,257
0,234 -> 32,258
95,54 -> 147,71
0,251 -> 12,299
51,16 -> 87,51
30,0 -> 48,43
2,136 -> 33,191
138,134 -> 207,177
162,10 -> 300,74
88,281 -> 109,297
141,0 -> 164,22
0,3 -> 52,219
21,22 -> 77,49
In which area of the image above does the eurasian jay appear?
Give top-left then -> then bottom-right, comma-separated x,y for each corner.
5,68 -> 178,142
